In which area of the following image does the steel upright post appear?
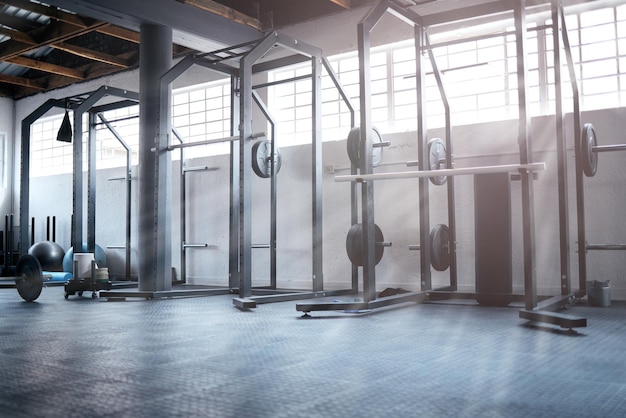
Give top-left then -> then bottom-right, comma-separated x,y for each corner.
416,26 -> 431,291
357,20 -> 377,303
514,1 -> 538,309
551,1 -> 572,295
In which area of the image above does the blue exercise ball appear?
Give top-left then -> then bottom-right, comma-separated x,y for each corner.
28,241 -> 65,272
62,244 -> 107,273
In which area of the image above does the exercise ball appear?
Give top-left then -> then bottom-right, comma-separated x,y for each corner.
28,241 -> 65,272
62,244 -> 107,273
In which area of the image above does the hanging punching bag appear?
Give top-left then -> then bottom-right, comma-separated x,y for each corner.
57,110 -> 72,142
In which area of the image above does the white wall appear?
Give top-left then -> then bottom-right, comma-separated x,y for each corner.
0,97 -> 14,218
11,5 -> 626,300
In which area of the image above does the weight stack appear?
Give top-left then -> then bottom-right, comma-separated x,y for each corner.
474,173 -> 513,306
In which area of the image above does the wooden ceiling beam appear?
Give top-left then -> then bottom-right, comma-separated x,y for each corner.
329,0 -> 351,8
51,42 -> 131,68
178,0 -> 263,30
0,27 -> 36,45
0,73 -> 45,90
96,25 -> 140,43
0,20 -> 108,61
6,56 -> 85,79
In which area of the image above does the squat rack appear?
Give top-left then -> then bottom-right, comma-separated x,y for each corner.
100,32 -> 356,304
20,86 -> 139,281
297,0 -> 587,329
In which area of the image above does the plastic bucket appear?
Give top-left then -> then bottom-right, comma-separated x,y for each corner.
74,253 -> 94,278
587,280 -> 611,307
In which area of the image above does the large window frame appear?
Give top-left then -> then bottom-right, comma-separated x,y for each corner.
28,4 -> 626,176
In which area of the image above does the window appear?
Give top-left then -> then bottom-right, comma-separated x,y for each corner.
268,4 -> 626,141
30,115 -> 74,177
172,80 -> 232,158
29,79 -> 233,177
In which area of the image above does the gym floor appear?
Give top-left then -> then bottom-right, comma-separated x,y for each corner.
1,285 -> 625,417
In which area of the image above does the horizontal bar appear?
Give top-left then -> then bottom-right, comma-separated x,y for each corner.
593,144 -> 626,153
92,114 -> 138,126
377,242 -> 392,247
251,244 -> 270,249
107,176 -> 128,181
183,243 -> 208,248
183,166 -> 219,173
106,245 -> 126,249
408,245 -> 420,250
159,136 -> 239,152
519,309 -> 587,329
334,162 -> 546,183
586,244 -> 626,251
296,291 -> 428,313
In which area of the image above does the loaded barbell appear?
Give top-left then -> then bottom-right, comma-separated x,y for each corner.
346,223 -> 451,271
579,123 -> 626,177
0,255 -> 44,302
345,129 -> 542,185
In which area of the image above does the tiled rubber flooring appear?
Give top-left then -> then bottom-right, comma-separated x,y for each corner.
1,285 -> 625,417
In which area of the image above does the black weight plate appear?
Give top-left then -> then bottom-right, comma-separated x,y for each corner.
346,126 -> 383,168
430,224 -> 450,271
15,255 -> 43,302
581,123 -> 597,177
428,138 -> 447,186
346,223 -> 385,266
252,139 -> 282,178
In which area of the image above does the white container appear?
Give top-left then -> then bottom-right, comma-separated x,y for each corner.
74,253 -> 95,278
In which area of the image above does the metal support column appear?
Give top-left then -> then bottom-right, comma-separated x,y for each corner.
416,26 -> 431,291
551,1 -> 572,295
229,76 -> 241,290
357,18 -> 376,303
138,24 -> 173,292
312,54 -> 323,292
87,112 -> 97,253
514,1 -> 538,310
561,9 -> 587,292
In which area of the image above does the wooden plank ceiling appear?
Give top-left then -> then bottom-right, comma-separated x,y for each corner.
0,0 -> 380,99
0,0 -> 606,99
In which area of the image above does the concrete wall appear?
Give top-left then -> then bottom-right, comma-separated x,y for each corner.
11,5 -> 626,300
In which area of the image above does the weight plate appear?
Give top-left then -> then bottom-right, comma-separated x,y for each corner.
252,139 -> 282,178
346,223 -> 385,266
430,224 -> 450,271
15,255 -> 43,302
428,138 -> 447,186
581,123 -> 597,177
346,126 -> 383,168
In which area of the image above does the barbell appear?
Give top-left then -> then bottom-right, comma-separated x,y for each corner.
344,130 -> 544,184
346,223 -> 451,271
334,161 -> 546,183
0,255 -> 44,302
579,123 -> 626,177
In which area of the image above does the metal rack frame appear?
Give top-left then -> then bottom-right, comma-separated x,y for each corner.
297,0 -> 587,328
20,86 -> 139,273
